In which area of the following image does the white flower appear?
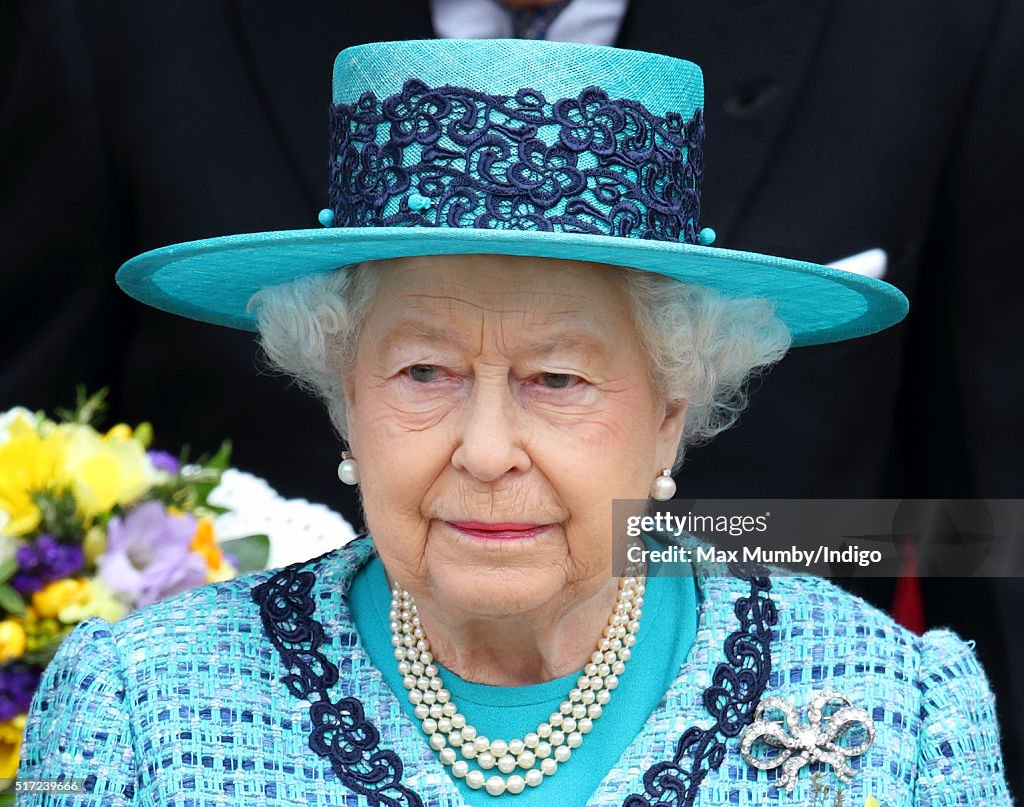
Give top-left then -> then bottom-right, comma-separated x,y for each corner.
0,534 -> 19,563
0,407 -> 38,444
208,469 -> 357,569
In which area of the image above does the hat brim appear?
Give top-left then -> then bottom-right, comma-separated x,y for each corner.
115,227 -> 907,347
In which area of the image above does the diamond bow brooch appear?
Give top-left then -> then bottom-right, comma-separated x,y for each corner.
739,690 -> 876,793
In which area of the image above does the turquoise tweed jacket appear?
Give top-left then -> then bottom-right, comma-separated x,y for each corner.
17,536 -> 1011,805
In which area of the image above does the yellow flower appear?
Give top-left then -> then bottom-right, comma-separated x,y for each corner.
105,423 -> 133,442
0,414 -> 66,536
21,613 -> 69,653
190,519 -> 236,583
58,423 -> 152,518
206,558 -> 237,584
32,578 -> 91,620
0,714 -> 27,779
0,619 -> 26,661
864,797 -> 881,807
190,519 -> 222,568
82,525 -> 108,565
57,578 -> 127,624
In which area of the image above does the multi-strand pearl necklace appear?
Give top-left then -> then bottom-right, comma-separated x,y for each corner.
389,563 -> 646,797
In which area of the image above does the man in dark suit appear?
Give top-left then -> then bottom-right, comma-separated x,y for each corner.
3,0 -> 1022,790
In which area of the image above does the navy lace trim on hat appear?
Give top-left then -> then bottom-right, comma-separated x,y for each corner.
328,79 -> 705,243
253,552 -> 773,806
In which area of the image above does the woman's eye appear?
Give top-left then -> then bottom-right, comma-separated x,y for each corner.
538,373 -> 580,390
407,365 -> 441,383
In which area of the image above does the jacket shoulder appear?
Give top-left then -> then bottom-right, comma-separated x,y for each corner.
108,566 -> 278,648
768,573 -> 915,645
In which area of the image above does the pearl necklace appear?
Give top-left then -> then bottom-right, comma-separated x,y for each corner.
390,563 -> 646,797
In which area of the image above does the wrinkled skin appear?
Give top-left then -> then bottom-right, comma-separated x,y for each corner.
345,254 -> 687,685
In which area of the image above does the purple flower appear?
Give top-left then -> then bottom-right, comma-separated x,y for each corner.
98,501 -> 208,607
11,534 -> 86,597
0,663 -> 41,721
146,450 -> 180,475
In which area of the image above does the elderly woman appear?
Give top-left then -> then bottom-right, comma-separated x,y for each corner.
18,39 -> 1009,805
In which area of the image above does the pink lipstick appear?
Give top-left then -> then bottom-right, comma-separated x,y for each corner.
446,521 -> 551,541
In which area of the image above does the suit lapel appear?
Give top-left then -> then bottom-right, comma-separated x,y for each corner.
225,1 -> 437,211
616,0 -> 835,243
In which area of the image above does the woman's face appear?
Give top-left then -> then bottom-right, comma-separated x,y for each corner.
345,254 -> 686,621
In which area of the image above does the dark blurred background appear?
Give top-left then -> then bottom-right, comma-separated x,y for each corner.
2,0 -> 1022,793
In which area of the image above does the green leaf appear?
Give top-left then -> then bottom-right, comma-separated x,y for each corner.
134,421 -> 154,448
195,504 -> 231,517
189,445 -> 230,508
17,633 -> 70,666
0,583 -> 26,616
180,468 -> 222,486
206,440 -> 233,471
30,487 -> 83,542
220,534 -> 270,573
55,386 -> 110,427
177,443 -> 192,467
142,463 -> 221,513
0,556 -> 17,584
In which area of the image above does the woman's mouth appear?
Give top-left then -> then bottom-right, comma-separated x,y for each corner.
445,521 -> 552,541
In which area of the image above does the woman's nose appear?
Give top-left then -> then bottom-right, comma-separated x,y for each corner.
450,374 -> 531,483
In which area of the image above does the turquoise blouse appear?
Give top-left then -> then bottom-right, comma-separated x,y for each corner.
16,535 -> 1012,804
349,553 -> 697,806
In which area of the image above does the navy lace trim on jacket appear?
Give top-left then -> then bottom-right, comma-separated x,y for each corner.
252,560 -> 425,806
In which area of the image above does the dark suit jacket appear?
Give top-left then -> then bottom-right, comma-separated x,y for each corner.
3,0 -> 1022,790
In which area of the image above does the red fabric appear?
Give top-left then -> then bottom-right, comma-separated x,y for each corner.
892,537 -> 926,634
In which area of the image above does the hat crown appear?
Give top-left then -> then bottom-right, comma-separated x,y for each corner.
328,39 -> 706,244
333,40 -> 703,114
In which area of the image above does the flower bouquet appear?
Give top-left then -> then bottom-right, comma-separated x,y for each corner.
0,390 -> 269,790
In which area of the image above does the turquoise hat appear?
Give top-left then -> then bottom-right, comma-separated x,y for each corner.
116,39 -> 907,347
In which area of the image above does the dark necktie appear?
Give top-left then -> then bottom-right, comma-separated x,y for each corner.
498,0 -> 574,40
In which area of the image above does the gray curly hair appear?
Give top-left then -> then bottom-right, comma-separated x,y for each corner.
248,260 -> 792,469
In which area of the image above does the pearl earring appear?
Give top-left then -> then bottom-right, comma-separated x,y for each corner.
651,468 -> 676,501
337,451 -> 359,486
